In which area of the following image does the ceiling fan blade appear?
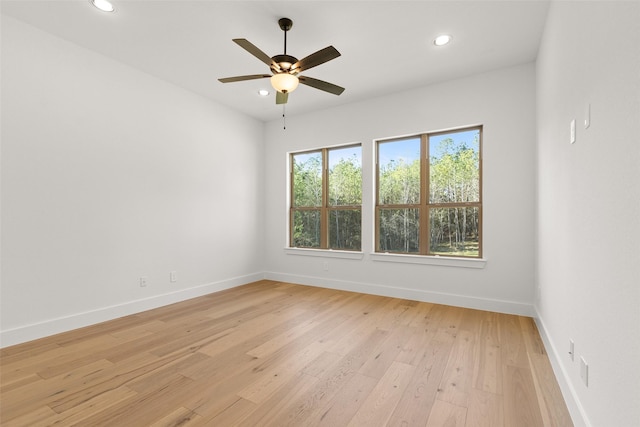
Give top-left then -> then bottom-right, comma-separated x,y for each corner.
292,46 -> 340,72
276,91 -> 289,104
298,76 -> 345,95
218,74 -> 271,83
233,39 -> 278,69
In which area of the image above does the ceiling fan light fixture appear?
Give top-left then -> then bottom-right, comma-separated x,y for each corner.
271,73 -> 299,93
434,34 -> 452,46
90,0 -> 114,12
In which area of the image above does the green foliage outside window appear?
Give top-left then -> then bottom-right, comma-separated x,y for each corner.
289,128 -> 481,257
377,127 -> 482,257
291,145 -> 362,250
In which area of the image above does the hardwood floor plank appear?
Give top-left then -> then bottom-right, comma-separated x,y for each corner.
527,352 -> 574,427
472,312 -> 503,394
1,334 -> 118,382
44,386 -> 139,426
0,404 -> 57,427
465,388 -> 504,427
498,313 -> 530,368
437,329 -> 476,407
395,325 -> 436,366
426,399 -> 468,427
200,398 -> 256,426
263,328 -> 390,426
48,351 -> 185,414
0,281 -> 572,427
434,305 -> 466,338
234,373 -> 320,426
458,308 -> 486,336
245,294 -> 352,360
302,372 -> 378,426
358,325 -> 414,379
238,341 -> 329,404
108,319 -> 167,340
302,350 -> 343,378
347,361 -> 415,427
376,299 -> 421,330
181,368 -> 259,419
0,358 -> 116,421
503,365 -> 545,426
387,327 -> 456,427
148,406 -> 202,427
326,306 -> 391,356
0,372 -> 41,394
0,342 -> 62,366
75,374 -> 194,426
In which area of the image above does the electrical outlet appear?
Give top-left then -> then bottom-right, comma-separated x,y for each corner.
322,261 -> 329,271
139,277 -> 147,287
580,356 -> 589,387
569,339 -> 575,361
170,271 -> 177,283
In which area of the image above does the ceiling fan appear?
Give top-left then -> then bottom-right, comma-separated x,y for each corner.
218,18 -> 345,105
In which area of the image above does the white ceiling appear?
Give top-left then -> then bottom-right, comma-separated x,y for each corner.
1,0 -> 550,122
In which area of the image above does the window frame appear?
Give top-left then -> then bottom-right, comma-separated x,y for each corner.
289,143 -> 362,251
375,126 -> 483,258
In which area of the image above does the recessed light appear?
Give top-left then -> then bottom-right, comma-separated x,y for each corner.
91,0 -> 114,13
258,89 -> 270,97
434,34 -> 452,46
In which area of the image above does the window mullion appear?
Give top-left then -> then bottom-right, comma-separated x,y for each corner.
420,134 -> 429,255
321,148 -> 329,249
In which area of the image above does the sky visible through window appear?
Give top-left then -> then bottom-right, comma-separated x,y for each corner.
329,146 -> 361,168
378,129 -> 479,165
379,137 -> 419,167
430,129 -> 479,159
293,146 -> 361,169
293,151 -> 320,166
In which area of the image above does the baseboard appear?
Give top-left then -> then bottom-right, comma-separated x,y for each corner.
534,311 -> 592,427
264,271 -> 535,316
0,271 -> 534,348
0,272 -> 264,348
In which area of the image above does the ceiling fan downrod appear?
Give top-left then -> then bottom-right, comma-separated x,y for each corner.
279,18 -> 293,55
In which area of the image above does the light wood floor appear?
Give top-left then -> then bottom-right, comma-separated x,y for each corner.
0,280 -> 573,426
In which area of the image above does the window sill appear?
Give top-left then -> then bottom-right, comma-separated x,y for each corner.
284,248 -> 364,260
370,252 -> 486,269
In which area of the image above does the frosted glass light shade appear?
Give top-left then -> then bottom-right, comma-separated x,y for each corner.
271,73 -> 299,93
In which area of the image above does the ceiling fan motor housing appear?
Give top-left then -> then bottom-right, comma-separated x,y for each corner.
271,54 -> 299,73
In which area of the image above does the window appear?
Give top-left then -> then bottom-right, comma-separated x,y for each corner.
376,126 -> 482,258
290,144 -> 362,251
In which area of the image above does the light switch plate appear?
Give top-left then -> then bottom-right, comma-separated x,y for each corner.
570,119 -> 576,144
569,339 -> 574,361
584,103 -> 591,128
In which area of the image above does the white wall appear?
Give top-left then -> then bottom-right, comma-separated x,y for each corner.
5,4 -> 638,424
0,16 -> 265,346
264,63 -> 537,315
536,2 -> 640,426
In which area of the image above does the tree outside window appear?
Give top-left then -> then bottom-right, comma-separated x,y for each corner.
291,145 -> 362,251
